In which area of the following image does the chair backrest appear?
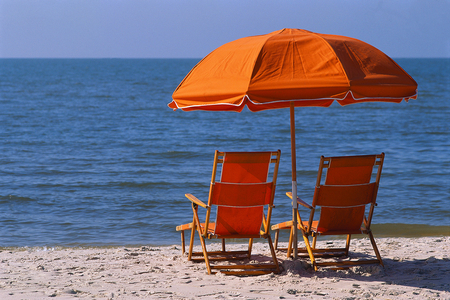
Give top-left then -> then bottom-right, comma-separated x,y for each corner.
208,150 -> 281,236
312,153 -> 384,234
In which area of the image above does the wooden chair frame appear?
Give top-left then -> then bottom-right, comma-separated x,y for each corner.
272,153 -> 385,271
176,150 -> 281,275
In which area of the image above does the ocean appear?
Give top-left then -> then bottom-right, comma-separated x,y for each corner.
0,58 -> 449,248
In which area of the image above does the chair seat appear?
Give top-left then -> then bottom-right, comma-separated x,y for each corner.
271,220 -> 319,232
176,222 -> 215,232
177,222 -> 264,239
272,220 -> 364,235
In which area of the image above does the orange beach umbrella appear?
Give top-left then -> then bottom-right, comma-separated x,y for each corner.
168,28 -> 417,257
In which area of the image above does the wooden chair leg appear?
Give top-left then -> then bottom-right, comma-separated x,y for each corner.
274,229 -> 280,250
189,205 -> 199,261
181,231 -> 186,254
345,234 -> 351,256
248,238 -> 254,259
192,207 -> 211,274
198,233 -> 211,274
368,231 -> 384,267
188,224 -> 196,260
312,234 -> 317,249
302,233 -> 317,271
267,234 -> 280,273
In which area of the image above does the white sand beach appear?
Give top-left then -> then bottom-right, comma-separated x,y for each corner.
1,236 -> 449,299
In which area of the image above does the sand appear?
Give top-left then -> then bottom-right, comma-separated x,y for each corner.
1,236 -> 449,299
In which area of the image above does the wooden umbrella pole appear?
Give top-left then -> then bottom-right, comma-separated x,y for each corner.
289,102 -> 298,259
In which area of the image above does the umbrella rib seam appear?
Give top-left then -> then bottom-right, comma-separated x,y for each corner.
308,31 -> 351,88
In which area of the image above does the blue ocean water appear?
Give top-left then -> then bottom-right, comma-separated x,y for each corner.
0,58 -> 449,247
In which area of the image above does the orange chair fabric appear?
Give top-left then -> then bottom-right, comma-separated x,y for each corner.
211,182 -> 273,206
313,183 -> 376,207
316,206 -> 366,233
212,152 -> 273,236
221,152 -> 271,182
315,156 -> 378,234
325,156 -> 376,185
215,206 -> 264,236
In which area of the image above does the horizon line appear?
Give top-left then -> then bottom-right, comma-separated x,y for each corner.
1,56 -> 449,60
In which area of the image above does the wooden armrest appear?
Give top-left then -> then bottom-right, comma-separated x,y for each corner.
286,192 -> 313,210
185,194 -> 208,208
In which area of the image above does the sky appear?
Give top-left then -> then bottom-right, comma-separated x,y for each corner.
0,0 -> 449,59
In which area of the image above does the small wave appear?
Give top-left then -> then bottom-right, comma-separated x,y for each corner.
0,195 -> 35,203
92,94 -> 113,99
159,151 -> 201,159
115,181 -> 172,188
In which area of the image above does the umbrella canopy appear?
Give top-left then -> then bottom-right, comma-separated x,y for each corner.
169,28 -> 417,112
168,28 -> 417,258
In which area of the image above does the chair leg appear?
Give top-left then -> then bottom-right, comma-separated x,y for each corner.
198,233 -> 212,274
302,233 -> 317,271
191,205 -> 211,274
345,234 -> 351,256
368,231 -> 384,267
248,238 -> 254,259
312,234 -> 317,249
181,231 -> 185,254
188,223 -> 196,261
267,234 -> 280,273
274,229 -> 279,250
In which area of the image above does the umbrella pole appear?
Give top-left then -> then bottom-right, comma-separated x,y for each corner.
289,102 -> 298,259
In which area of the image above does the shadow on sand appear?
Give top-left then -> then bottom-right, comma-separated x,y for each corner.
279,254 -> 450,293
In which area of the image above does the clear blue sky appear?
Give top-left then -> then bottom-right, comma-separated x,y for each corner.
1,0 -> 449,58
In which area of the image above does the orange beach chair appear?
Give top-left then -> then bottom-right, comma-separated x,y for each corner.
176,150 -> 281,275
272,153 -> 385,271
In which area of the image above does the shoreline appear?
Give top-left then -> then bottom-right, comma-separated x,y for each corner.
1,236 -> 449,299
1,223 -> 449,250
